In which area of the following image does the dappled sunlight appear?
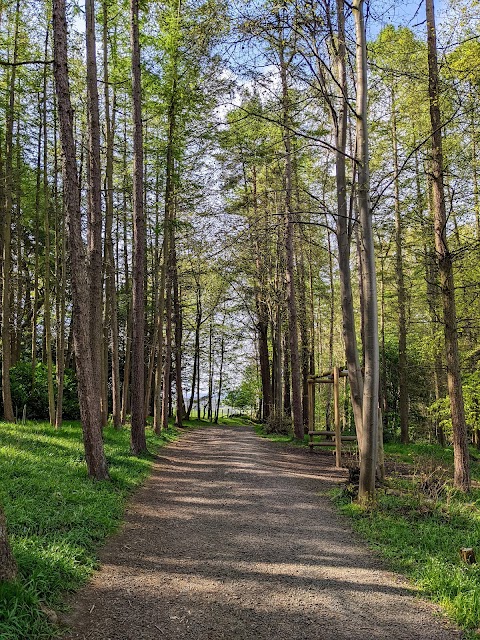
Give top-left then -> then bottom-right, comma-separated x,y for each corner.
63,426 -> 460,640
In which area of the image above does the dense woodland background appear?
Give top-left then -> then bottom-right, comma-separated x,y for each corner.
1,0 -> 480,515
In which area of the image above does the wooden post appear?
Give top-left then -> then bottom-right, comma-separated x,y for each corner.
334,366 -> 341,467
308,378 -> 314,433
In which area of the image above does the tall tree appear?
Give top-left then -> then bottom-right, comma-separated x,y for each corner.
52,0 -> 109,479
353,0 -> 379,500
130,0 -> 147,453
425,0 -> 470,491
278,8 -> 303,439
1,0 -> 20,422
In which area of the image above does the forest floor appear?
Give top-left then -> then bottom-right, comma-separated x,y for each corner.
62,425 -> 462,640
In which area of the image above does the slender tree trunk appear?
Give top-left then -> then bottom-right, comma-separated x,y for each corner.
157,75 -> 177,433
85,0 -> 104,419
207,317 -> 213,422
161,270 -> 173,430
279,34 -> 303,439
55,102 -> 67,429
121,137 -> 131,425
252,166 -> 272,421
186,283 -> 201,420
214,332 -> 225,424
391,96 -> 409,443
353,0 -> 379,501
130,0 -> 147,453
172,240 -> 184,427
0,505 -> 16,582
426,0 -> 470,491
1,0 -> 19,422
283,330 -> 291,416
32,108 -> 41,382
103,5 -> 121,429
52,0 -> 109,480
472,101 -> 480,240
332,0 -> 364,444
43,30 -> 56,426
325,229 -> 335,430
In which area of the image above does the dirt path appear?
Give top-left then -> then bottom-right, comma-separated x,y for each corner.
63,426 -> 462,640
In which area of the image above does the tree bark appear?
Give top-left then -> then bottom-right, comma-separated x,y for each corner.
172,240 -> 184,427
186,282 -> 201,420
279,32 -> 303,439
353,0 -> 379,501
0,505 -> 16,582
391,95 -> 409,444
85,0 -> 104,417
214,332 -> 225,423
52,0 -> 109,480
332,0 -> 364,444
1,0 -> 19,422
54,99 -> 67,429
130,0 -> 147,453
426,0 -> 470,491
42,28 -> 56,426
103,2 -> 121,429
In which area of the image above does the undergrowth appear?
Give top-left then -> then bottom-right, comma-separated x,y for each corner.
0,420 -> 176,639
253,422 -> 309,445
334,442 -> 480,637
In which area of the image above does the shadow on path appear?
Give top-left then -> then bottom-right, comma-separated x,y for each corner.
63,426 -> 463,640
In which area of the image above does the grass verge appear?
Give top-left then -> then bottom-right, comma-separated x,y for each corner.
0,420 -> 176,640
334,442 -> 480,637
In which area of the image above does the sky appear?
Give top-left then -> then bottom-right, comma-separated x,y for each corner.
366,0 -> 446,39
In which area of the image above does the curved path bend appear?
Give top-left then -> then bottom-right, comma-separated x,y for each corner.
64,426 -> 462,640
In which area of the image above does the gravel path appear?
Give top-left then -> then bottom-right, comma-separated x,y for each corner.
63,426 -> 463,640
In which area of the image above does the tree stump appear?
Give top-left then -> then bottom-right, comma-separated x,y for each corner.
460,547 -> 476,564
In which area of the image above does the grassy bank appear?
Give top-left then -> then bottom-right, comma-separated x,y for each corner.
0,420 -> 176,640
334,442 -> 480,637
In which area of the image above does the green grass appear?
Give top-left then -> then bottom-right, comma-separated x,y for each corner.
180,415 -> 254,428
0,420 -> 176,639
333,443 -> 480,637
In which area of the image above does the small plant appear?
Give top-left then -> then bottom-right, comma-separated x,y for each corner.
413,456 -> 450,501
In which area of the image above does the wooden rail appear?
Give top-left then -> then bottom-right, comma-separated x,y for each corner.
307,366 -> 357,467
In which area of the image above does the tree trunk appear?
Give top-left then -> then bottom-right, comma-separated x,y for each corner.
54,98 -> 67,429
130,0 -> 147,453
1,0 -> 19,422
103,3 -> 121,429
32,106 -> 41,383
186,283 -> 201,420
161,270 -> 173,431
172,240 -> 184,427
353,0 -> 379,501
332,0 -> 364,444
426,0 -> 470,491
42,30 -> 56,426
157,74 -> 177,433
0,506 -> 16,582
214,332 -> 225,424
391,96 -> 409,444
85,0 -> 104,420
252,165 -> 272,421
52,0 -> 109,480
279,34 -> 303,439
207,317 -> 213,422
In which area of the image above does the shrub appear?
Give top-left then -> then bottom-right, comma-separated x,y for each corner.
6,362 -> 80,420
264,411 -> 292,435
